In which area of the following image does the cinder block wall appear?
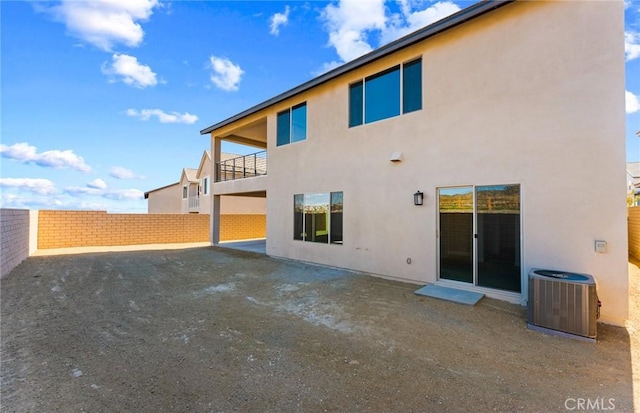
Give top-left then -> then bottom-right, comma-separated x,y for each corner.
630,207 -> 640,260
1,209 -> 37,278
220,214 -> 266,242
38,210 -> 210,249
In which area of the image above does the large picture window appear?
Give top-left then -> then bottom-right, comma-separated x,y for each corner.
277,102 -> 307,146
293,192 -> 343,244
349,58 -> 422,127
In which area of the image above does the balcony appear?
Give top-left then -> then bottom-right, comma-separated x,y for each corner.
188,195 -> 200,212
215,151 -> 267,182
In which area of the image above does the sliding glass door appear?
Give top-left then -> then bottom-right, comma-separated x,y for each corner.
438,187 -> 474,283
438,185 -> 521,293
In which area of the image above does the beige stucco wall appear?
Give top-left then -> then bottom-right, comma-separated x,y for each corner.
211,1 -> 628,325
148,184 -> 182,214
197,154 -> 212,215
220,196 -> 266,214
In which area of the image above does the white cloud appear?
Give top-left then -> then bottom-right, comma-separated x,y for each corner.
102,54 -> 158,88
64,182 -> 144,200
208,56 -> 244,91
0,142 -> 91,172
313,60 -> 343,76
0,192 -> 66,210
126,108 -> 197,124
380,1 -> 461,45
0,178 -> 57,195
109,166 -> 146,180
270,6 -> 290,36
322,0 -> 386,62
46,0 -> 159,51
103,189 -> 145,200
64,186 -> 103,196
320,0 -> 460,64
87,178 -> 108,189
625,31 -> 640,61
627,90 -> 640,114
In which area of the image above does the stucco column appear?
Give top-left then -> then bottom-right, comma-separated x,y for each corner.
212,195 -> 221,245
211,135 -> 222,245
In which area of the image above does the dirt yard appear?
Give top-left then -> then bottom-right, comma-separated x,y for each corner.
1,247 -> 638,412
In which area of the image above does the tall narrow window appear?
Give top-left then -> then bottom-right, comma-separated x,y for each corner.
291,103 -> 307,143
277,110 -> 290,147
365,66 -> 400,124
294,194 -> 304,241
349,81 -> 364,127
330,192 -> 343,244
182,186 -> 187,199
203,177 -> 209,195
305,193 -> 329,243
403,59 -> 422,113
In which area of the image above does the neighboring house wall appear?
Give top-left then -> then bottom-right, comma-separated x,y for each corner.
630,207 -> 640,260
180,169 -> 199,214
0,209 -> 38,278
208,1 -> 627,325
197,153 -> 212,215
38,210 -> 209,248
147,184 -> 182,213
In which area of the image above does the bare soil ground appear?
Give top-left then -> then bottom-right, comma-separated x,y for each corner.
1,247 -> 638,412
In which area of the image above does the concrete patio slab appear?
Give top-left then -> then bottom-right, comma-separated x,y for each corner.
217,239 -> 266,254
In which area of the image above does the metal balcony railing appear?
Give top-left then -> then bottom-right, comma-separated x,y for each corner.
215,151 -> 267,182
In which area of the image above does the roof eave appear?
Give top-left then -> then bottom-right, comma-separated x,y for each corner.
200,0 -> 515,135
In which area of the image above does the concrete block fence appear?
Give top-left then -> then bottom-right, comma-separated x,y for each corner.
220,214 -> 266,241
37,210 -> 210,249
1,209 -> 267,278
629,206 -> 640,260
1,209 -> 38,278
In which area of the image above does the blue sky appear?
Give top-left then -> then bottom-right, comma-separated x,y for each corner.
2,0 -> 640,213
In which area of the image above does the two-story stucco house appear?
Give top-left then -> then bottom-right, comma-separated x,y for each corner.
145,150 -> 267,216
201,0 -> 628,326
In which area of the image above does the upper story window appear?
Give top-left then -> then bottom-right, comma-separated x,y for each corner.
182,186 -> 188,199
349,58 -> 422,127
277,102 -> 307,146
202,177 -> 209,195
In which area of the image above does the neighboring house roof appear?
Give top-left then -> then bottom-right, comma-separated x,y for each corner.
143,182 -> 180,199
200,0 -> 515,135
196,150 -> 211,179
629,163 -> 640,194
221,152 -> 241,161
181,168 -> 198,184
627,162 -> 640,180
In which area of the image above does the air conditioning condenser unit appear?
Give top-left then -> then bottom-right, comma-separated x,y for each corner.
527,269 -> 600,342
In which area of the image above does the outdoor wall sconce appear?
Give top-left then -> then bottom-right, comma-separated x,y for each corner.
413,190 -> 424,206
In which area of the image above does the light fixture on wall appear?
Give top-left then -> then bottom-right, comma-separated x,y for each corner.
413,190 -> 424,206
